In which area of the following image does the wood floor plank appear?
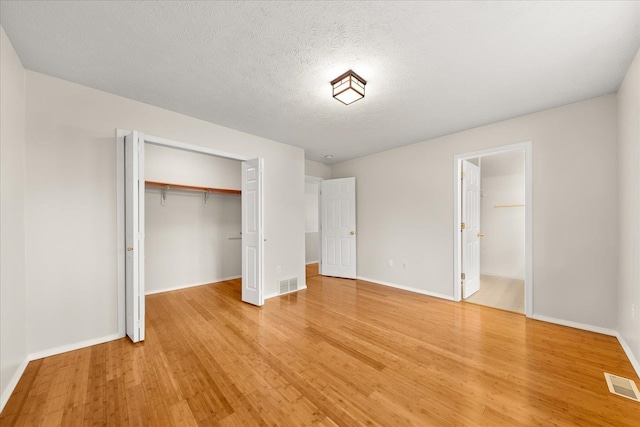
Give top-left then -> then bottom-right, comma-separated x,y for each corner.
2,265 -> 639,426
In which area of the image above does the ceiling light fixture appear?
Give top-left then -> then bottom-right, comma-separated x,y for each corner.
331,70 -> 367,105
324,155 -> 334,160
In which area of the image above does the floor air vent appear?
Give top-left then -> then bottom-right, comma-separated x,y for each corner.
604,373 -> 640,402
279,277 -> 298,294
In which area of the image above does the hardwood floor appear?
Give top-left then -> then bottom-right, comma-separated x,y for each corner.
464,275 -> 525,314
2,267 -> 639,426
305,262 -> 320,279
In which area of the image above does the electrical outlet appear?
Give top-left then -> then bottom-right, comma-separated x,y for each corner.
277,265 -> 281,273
402,260 -> 408,269
388,259 -> 393,267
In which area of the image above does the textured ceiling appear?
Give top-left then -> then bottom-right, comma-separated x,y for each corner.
1,1 -> 638,163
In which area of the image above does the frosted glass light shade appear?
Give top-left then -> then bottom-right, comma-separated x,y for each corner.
331,70 -> 366,105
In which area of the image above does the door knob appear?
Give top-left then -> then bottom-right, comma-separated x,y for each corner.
477,233 -> 484,238
127,247 -> 133,252
350,231 -> 355,236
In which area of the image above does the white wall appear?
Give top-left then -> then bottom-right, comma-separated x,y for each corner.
304,160 -> 328,264
145,143 -> 241,189
24,71 -> 305,355
305,182 -> 320,233
480,151 -> 525,279
617,47 -> 640,372
332,95 -> 618,329
305,159 -> 331,179
145,190 -> 241,294
0,26 -> 28,411
305,181 -> 320,263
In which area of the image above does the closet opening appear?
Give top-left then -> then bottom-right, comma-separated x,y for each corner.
453,141 -> 533,317
116,130 -> 264,343
143,144 -> 242,297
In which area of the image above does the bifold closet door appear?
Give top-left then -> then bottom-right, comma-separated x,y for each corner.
241,158 -> 264,306
125,130 -> 145,342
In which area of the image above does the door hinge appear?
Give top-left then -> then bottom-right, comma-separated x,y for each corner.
461,222 -> 466,230
461,171 -> 465,179
461,273 -> 466,280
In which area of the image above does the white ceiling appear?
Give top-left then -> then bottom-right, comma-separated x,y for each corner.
1,1 -> 638,164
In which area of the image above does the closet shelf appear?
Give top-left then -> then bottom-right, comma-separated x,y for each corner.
145,181 -> 241,195
494,204 -> 525,208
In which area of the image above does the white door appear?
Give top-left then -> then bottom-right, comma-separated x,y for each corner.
241,158 -> 264,306
320,177 -> 357,279
125,131 -> 145,342
462,160 -> 481,299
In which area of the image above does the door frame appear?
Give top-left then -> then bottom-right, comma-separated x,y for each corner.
453,141 -> 533,317
304,175 -> 324,270
116,129 -> 253,338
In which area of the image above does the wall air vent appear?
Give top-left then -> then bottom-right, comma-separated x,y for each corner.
279,279 -> 289,294
278,277 -> 298,295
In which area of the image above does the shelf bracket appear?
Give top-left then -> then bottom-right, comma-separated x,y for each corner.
203,190 -> 212,207
161,185 -> 168,206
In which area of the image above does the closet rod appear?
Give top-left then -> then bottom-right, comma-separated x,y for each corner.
145,180 -> 241,195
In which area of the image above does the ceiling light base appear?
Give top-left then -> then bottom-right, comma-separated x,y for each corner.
331,70 -> 366,105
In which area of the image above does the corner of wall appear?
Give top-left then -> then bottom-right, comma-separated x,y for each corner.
616,333 -> 640,379
0,25 -> 28,413
0,358 -> 29,413
616,47 -> 640,378
305,159 -> 332,179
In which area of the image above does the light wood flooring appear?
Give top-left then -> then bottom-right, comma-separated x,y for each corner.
2,264 -> 639,426
464,275 -> 525,314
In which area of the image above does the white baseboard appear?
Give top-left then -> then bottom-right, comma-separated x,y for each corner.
264,285 -> 307,301
4,291 -> 637,417
306,261 -> 319,265
28,333 -> 122,361
357,276 -> 455,301
145,276 -> 241,295
615,333 -> 640,379
531,316 -> 640,379
2,333 -> 124,412
1,357 -> 29,413
531,314 -> 617,336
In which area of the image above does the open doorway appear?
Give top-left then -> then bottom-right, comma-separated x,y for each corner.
304,175 -> 358,281
463,151 -> 525,313
454,142 -> 532,317
116,130 -> 264,343
144,144 -> 242,295
305,176 -> 322,279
